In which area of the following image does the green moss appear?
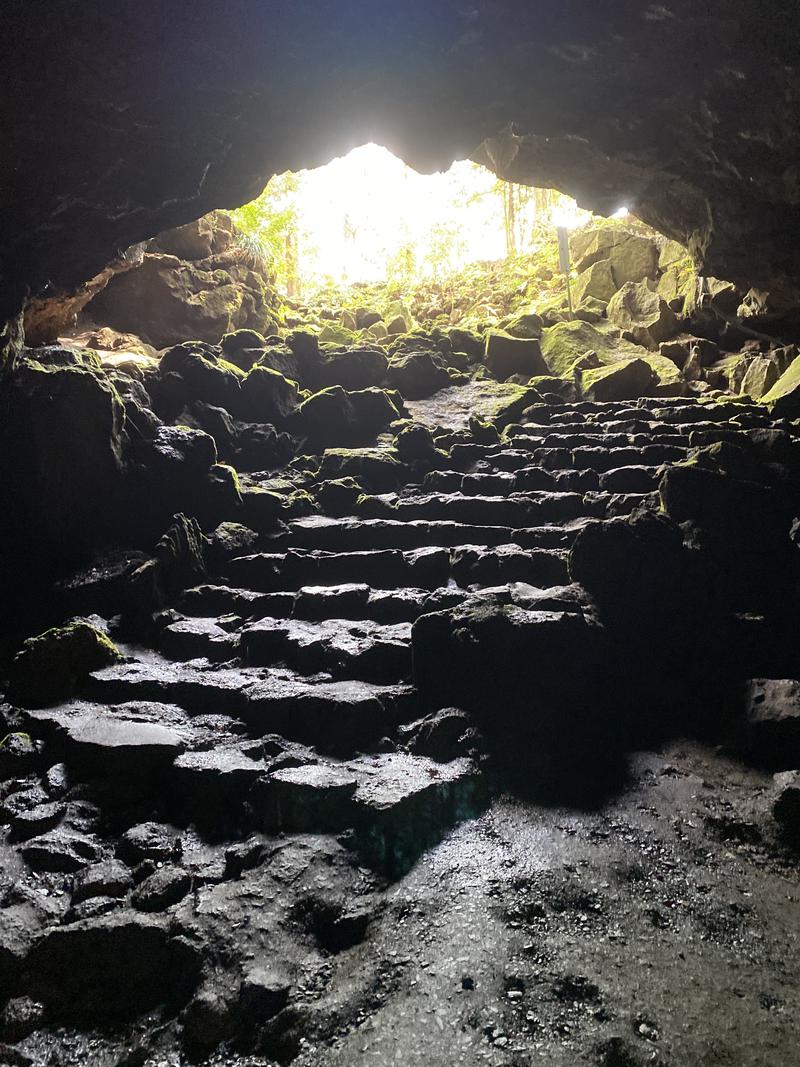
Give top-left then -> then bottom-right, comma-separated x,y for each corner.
540,320 -> 645,377
9,621 -> 121,708
761,355 -> 800,417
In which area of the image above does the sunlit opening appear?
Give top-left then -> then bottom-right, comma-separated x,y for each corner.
229,144 -> 592,298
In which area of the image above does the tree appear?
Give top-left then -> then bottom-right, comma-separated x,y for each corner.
229,172 -> 300,294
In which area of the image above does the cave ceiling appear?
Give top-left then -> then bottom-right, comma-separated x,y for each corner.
1,0 -> 800,343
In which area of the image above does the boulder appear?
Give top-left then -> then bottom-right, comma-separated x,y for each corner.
23,912 -> 202,1021
316,448 -> 403,492
707,353 -> 749,392
483,330 -> 549,381
3,360 -> 126,554
539,320 -> 645,376
740,680 -> 800,769
740,356 -> 779,399
659,239 -> 689,270
773,771 -> 800,847
151,211 -> 234,261
659,463 -> 795,612
571,226 -> 658,285
387,351 -> 451,399
238,365 -> 300,422
639,352 -> 686,396
155,342 -> 244,414
569,509 -> 718,719
313,348 -> 389,390
578,358 -> 656,401
88,251 -> 280,349
293,386 -> 400,448
573,259 -> 617,306
411,593 -> 615,799
607,282 -> 680,348
503,311 -> 544,339
9,621 -> 121,708
447,327 -> 484,361
761,355 -> 800,417
394,423 -> 437,464
220,328 -> 267,369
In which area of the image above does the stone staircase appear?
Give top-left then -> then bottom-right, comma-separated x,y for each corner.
22,396 -> 794,871
6,393 -> 800,1057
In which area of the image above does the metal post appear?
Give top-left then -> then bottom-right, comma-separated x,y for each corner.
556,226 -> 573,320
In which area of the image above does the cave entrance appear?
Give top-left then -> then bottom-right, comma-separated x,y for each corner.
227,143 -> 592,300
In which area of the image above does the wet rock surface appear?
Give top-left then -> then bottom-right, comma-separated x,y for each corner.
1,339 -> 800,1062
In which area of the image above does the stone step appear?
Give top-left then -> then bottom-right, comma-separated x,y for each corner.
390,491 -> 587,525
256,751 -> 485,877
87,656 -> 417,756
290,515 -> 578,554
450,545 -> 570,587
224,534 -> 579,592
240,616 -> 413,682
289,516 -> 519,551
582,491 -> 656,517
569,445 -> 686,471
159,617 -> 241,662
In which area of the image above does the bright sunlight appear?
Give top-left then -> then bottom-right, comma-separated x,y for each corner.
229,144 -> 591,297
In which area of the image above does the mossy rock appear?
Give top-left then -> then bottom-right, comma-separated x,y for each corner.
528,375 -> 578,401
220,329 -> 267,369
639,353 -> 686,396
573,259 -> 617,306
540,320 -> 645,376
387,351 -> 451,399
8,360 -> 126,554
313,348 -> 389,391
238,365 -> 300,422
446,327 -> 484,361
573,297 -> 608,323
503,311 -> 544,340
578,358 -> 656,401
157,343 -> 244,412
314,477 -> 364,516
292,386 -> 400,448
9,621 -> 121,708
316,448 -> 403,492
761,355 -> 800,417
318,324 -> 357,346
394,423 -> 437,463
286,329 -> 321,361
740,356 -> 779,400
240,487 -> 286,531
607,282 -> 680,349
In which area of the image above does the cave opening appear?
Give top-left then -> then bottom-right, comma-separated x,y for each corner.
1,4 -> 800,1063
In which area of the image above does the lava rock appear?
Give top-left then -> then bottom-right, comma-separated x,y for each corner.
772,770 -> 800,847
24,912 -> 203,1021
387,351 -> 451,399
262,764 -> 358,833
237,364 -> 300,422
20,829 -> 101,873
131,866 -> 192,912
118,822 -> 183,865
8,621 -> 121,708
72,860 -> 134,904
740,680 -> 800,768
579,358 -> 656,401
483,330 -> 549,380
399,707 -> 481,762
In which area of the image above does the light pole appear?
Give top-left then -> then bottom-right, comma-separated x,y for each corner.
556,226 -> 573,320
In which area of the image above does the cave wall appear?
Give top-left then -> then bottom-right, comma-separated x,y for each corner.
2,1 -> 800,364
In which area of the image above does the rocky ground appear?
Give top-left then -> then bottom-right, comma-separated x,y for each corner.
2,218 -> 800,1064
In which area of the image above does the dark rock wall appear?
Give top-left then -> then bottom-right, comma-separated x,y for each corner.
2,1 -> 800,363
